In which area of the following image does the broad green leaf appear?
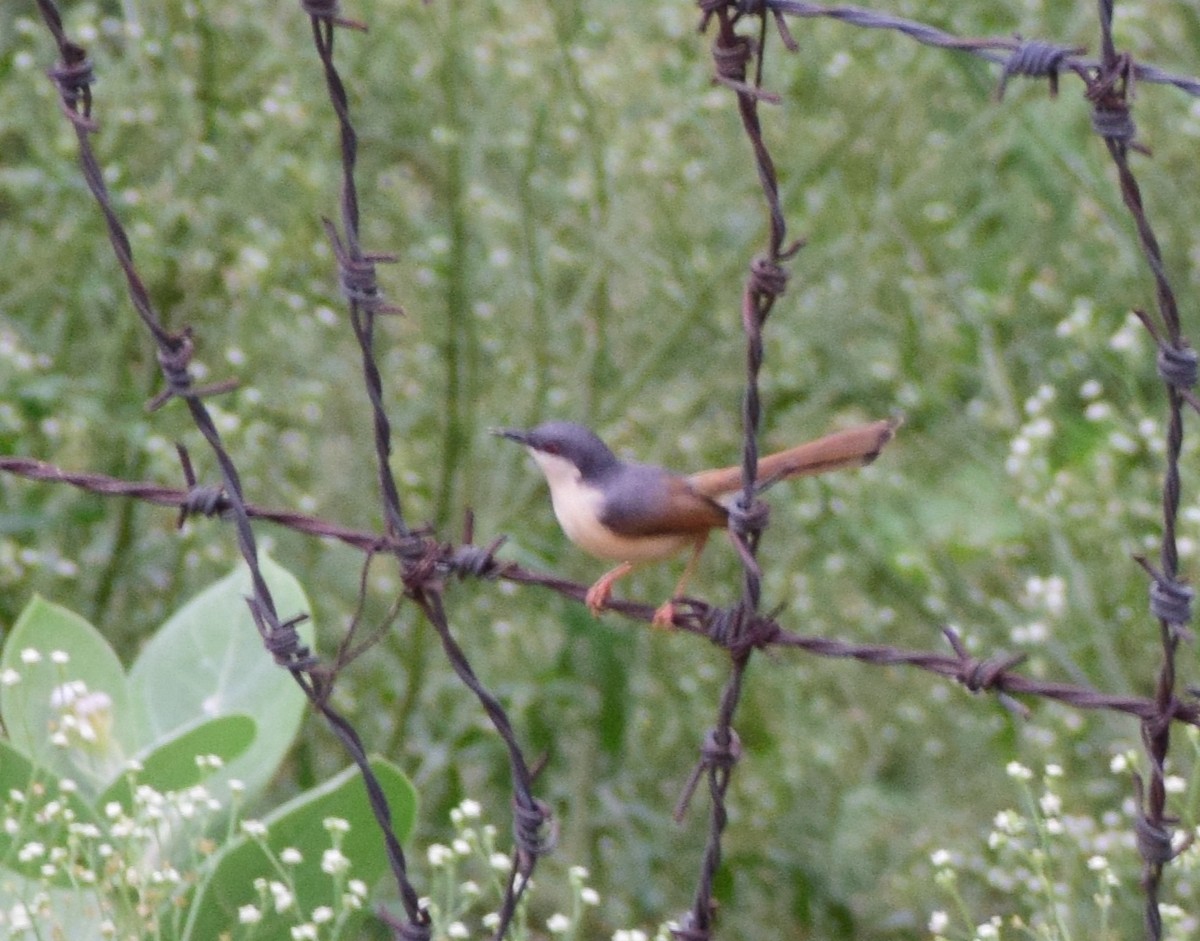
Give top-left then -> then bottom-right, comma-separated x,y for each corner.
180,757 -> 417,941
0,739 -> 102,885
128,556 -> 313,799
0,596 -> 136,795
97,713 -> 257,814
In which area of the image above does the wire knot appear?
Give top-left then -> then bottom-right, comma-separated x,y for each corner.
726,497 -> 769,539
673,727 -> 743,822
1091,103 -> 1137,144
711,33 -> 752,85
448,537 -> 507,580
180,485 -> 226,521
324,219 -> 403,316
700,726 -> 742,770
157,332 -> 196,398
1086,54 -> 1141,148
1156,343 -> 1199,391
512,797 -> 557,858
248,598 -> 319,671
1150,576 -> 1194,636
703,602 -> 779,654
47,43 -> 95,113
1131,771 -> 1193,865
998,39 -> 1081,99
748,256 -> 788,298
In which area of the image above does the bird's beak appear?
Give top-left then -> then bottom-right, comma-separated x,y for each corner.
490,427 -> 531,446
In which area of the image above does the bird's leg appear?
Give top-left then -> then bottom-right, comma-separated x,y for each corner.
652,534 -> 709,629
585,561 -> 634,616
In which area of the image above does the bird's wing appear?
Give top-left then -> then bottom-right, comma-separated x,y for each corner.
687,418 -> 899,499
599,465 -> 727,538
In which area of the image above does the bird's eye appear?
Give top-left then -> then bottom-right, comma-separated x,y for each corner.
542,442 -> 561,455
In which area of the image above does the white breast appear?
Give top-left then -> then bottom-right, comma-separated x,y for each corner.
530,450 -> 691,562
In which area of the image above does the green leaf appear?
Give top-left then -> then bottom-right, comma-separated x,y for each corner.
0,596 -> 137,795
128,555 -> 313,799
0,739 -> 102,885
96,713 -> 257,814
180,757 -> 418,941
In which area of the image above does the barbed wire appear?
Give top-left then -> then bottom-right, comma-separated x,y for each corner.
10,0 -> 1198,939
6,453 -> 1197,723
30,0 -> 436,936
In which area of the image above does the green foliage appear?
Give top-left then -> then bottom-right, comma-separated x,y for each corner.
182,761 -> 417,941
3,0 -> 1200,938
0,561 -> 416,940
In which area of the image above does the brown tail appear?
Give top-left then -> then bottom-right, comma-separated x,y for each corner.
686,417 -> 900,499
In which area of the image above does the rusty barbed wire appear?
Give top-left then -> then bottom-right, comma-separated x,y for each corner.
763,0 -> 1200,97
29,1 -> 433,936
297,4 -> 552,936
8,452 -> 1196,727
11,0 -> 1200,939
1083,2 -> 1196,938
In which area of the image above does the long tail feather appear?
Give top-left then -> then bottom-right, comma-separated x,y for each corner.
687,417 -> 899,499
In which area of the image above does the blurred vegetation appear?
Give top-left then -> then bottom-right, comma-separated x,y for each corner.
3,0 -> 1200,937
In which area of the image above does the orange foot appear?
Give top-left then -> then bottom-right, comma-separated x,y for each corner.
584,580 -> 613,617
584,562 -> 633,617
651,600 -> 682,630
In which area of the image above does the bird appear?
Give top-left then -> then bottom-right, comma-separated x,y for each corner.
495,418 -> 898,627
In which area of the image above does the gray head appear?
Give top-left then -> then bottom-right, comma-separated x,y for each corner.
493,421 -> 620,480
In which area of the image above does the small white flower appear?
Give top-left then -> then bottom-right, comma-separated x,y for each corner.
9,902 -> 32,930
1088,855 -> 1109,871
458,798 -> 482,819
581,887 -> 600,905
312,906 -> 334,924
347,878 -> 368,898
929,910 -> 950,933
18,841 -> 46,862
323,816 -> 350,834
490,851 -> 510,871
1006,761 -> 1033,781
569,865 -> 590,880
452,838 -> 471,856
482,913 -> 501,929
20,648 -> 42,664
547,912 -> 571,933
930,848 -> 953,868
1039,792 -> 1062,816
321,848 -> 350,875
1165,775 -> 1187,794
2,668 -> 21,686
447,922 -> 469,939
280,847 -> 303,865
427,843 -> 453,867
50,650 -> 70,664
270,880 -> 294,913
290,925 -> 318,940
238,904 -> 262,924
241,819 -> 268,838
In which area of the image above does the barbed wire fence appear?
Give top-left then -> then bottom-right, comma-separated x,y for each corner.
7,0 -> 1200,938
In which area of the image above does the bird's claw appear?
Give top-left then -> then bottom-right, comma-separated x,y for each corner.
585,581 -> 612,617
651,600 -> 679,630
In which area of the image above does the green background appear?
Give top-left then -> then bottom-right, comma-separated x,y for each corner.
4,1 -> 1200,937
